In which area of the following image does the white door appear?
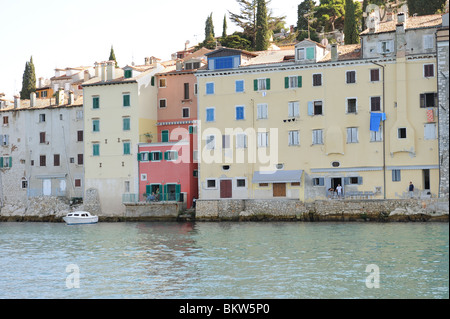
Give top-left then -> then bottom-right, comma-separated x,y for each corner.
43,179 -> 51,196
59,180 -> 66,195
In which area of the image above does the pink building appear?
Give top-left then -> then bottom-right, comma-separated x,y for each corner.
138,48 -> 210,208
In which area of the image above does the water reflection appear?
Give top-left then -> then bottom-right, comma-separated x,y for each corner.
0,222 -> 447,298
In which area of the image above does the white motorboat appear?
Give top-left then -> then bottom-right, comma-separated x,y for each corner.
63,211 -> 98,225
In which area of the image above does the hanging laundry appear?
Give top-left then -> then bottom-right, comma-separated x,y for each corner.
426,108 -> 434,122
370,112 -> 386,131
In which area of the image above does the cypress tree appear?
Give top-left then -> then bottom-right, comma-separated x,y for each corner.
20,56 -> 36,100
109,45 -> 118,68
222,14 -> 228,38
255,0 -> 269,51
344,0 -> 359,44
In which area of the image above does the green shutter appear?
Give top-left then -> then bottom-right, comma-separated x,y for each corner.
284,77 -> 289,89
137,153 -> 142,161
175,184 -> 181,201
8,157 -> 12,167
164,151 -> 168,161
253,79 -> 258,91
151,76 -> 155,86
266,78 -> 271,90
189,125 -> 193,134
146,185 -> 151,195
298,76 -> 302,88
0,157 -> 3,168
123,95 -> 130,107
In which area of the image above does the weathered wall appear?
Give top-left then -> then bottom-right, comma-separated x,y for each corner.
196,198 -> 449,222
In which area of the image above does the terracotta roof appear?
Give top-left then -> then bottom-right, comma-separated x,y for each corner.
0,95 -> 83,112
320,44 -> 362,62
243,49 -> 294,66
360,14 -> 442,35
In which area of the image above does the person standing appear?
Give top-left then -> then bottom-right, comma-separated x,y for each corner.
409,182 -> 414,198
336,184 -> 343,198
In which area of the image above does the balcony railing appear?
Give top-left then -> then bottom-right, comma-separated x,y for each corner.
122,193 -> 184,204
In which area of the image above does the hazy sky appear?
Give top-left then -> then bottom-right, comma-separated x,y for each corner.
0,0 -> 299,99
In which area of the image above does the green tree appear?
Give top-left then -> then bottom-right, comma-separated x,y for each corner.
221,33 -> 252,50
407,0 -> 446,15
296,0 -> 320,42
109,45 -> 118,68
205,13 -> 215,42
344,0 -> 360,44
255,0 -> 270,50
222,14 -> 228,38
315,0 -> 345,31
20,56 -> 36,100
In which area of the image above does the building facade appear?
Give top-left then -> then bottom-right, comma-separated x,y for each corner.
196,13 -> 442,202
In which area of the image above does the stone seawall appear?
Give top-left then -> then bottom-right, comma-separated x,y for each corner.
196,198 -> 449,222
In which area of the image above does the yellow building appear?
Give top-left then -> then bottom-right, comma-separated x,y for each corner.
196,13 -> 442,202
82,59 -> 164,215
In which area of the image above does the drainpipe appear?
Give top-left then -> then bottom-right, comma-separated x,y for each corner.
371,61 -> 386,199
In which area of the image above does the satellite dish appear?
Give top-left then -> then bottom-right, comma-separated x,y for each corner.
321,38 -> 328,46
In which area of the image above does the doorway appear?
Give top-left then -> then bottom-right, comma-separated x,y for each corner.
220,180 -> 232,198
43,179 -> 51,196
331,178 -> 342,190
423,169 -> 430,190
273,183 -> 286,197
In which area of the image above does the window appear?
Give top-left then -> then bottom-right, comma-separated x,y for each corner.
420,93 -> 437,108
215,57 -> 234,69
285,76 -> 302,88
347,98 -> 357,114
206,82 -> 215,95
40,155 -> 46,167
297,48 -> 305,60
257,103 -> 268,119
184,83 -> 190,100
150,151 -> 162,161
312,74 -> 322,86
206,108 -> 215,122
346,71 -> 356,84
207,179 -> 216,188
1,134 -> 9,146
164,150 -> 178,161
138,152 -> 149,162
312,177 -> 325,186
123,141 -> 131,155
371,96 -> 381,112
39,114 -> 46,122
2,116 -> 8,126
123,117 -> 130,131
124,181 -> 130,193
370,69 -> 380,82
288,101 -> 299,117
75,179 -> 82,187
124,69 -> 132,79
235,106 -> 244,120
237,179 -> 246,187
291,182 -> 301,186
379,40 -> 394,54
21,179 -> 28,189
423,34 -> 434,50
392,170 -> 401,182
222,135 -> 230,149
194,83 -> 198,95
40,132 -> 46,143
0,156 -> 12,168
123,94 -> 130,107
424,64 -> 434,77
370,128 -> 383,142
346,127 -> 359,143
235,80 -> 244,93
259,183 -> 269,187
257,132 -> 269,147
182,108 -> 190,118
161,130 -> 169,142
288,130 -> 299,146
424,123 -> 437,140
236,133 -> 247,148
254,78 -> 270,91
159,99 -> 167,108
77,154 -> 83,165
92,119 -> 100,132
308,101 -> 323,115
93,143 -> 100,156
312,129 -> 323,145
159,78 -> 166,88
398,128 -> 407,139
54,154 -> 60,166
92,96 -> 99,109
206,135 -> 216,150
76,110 -> 83,120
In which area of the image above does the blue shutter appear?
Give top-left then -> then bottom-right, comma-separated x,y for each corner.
307,102 -> 314,116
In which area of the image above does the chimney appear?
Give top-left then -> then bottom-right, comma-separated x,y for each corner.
331,44 -> 338,62
101,62 -> 107,81
94,62 -> 100,77
68,91 -> 74,105
84,70 -> 90,82
30,92 -> 36,107
397,12 -> 406,24
176,60 -> 183,71
145,57 -> 150,65
14,95 -> 20,109
56,88 -> 64,105
106,61 -> 115,81
38,77 -> 44,88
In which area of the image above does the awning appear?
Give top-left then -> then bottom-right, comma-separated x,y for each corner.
252,170 -> 303,183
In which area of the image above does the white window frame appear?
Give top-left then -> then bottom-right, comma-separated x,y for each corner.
182,107 -> 190,118
296,48 -> 305,60
288,101 -> 300,117
257,131 -> 269,148
312,73 -> 322,87
159,78 -> 166,88
206,179 -> 217,189
288,76 -> 299,88
346,97 -> 358,114
288,130 -> 300,146
257,103 -> 268,119
165,150 -> 178,161
257,78 -> 268,91
236,133 -> 247,149
312,129 -> 323,145
370,128 -> 383,142
159,98 -> 167,108
346,127 -> 359,143
346,70 -> 357,84
206,134 -> 216,150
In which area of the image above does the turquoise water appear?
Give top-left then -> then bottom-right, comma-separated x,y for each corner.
0,222 -> 448,299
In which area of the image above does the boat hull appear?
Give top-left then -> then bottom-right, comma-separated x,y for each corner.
63,216 -> 98,225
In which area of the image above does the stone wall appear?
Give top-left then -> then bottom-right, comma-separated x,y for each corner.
196,198 -> 449,222
123,202 -> 184,221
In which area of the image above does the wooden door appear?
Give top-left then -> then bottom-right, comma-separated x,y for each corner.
273,183 -> 286,197
220,180 -> 232,198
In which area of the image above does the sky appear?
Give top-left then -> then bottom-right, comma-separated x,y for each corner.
0,0 -> 300,99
